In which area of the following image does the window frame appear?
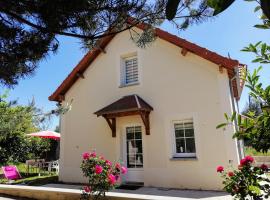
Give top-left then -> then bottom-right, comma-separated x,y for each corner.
122,123 -> 145,172
120,55 -> 139,87
172,119 -> 196,158
125,126 -> 143,168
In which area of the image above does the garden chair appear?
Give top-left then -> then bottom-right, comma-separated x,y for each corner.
26,159 -> 45,174
48,160 -> 59,174
2,165 -> 22,183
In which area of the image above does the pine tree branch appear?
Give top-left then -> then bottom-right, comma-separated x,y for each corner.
0,9 -> 140,40
1,7 -> 210,41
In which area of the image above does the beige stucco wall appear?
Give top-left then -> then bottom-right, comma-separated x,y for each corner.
58,29 -> 240,190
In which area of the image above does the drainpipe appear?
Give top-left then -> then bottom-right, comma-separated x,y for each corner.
229,67 -> 245,161
56,102 -> 61,160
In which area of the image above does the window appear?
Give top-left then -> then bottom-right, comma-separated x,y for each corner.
173,120 -> 196,157
121,56 -> 139,86
126,126 -> 143,168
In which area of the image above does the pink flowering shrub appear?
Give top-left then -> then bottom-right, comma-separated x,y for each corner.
217,155 -> 270,200
80,151 -> 127,200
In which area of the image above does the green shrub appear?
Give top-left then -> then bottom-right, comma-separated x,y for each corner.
80,151 -> 127,200
217,156 -> 270,200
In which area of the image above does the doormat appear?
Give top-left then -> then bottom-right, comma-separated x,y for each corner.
116,184 -> 142,190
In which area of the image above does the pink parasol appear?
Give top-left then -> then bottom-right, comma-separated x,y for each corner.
27,131 -> 60,140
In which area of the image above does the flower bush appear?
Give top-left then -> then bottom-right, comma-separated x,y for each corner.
217,155 -> 270,200
80,151 -> 127,200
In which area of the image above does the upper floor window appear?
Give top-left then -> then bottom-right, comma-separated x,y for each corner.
120,56 -> 139,86
173,120 -> 196,158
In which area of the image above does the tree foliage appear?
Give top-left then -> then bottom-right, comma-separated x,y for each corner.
211,1 -> 270,198
241,96 -> 261,117
1,0 -> 270,86
0,0 -> 215,86
0,92 -> 50,165
217,44 -> 270,153
238,68 -> 270,153
214,2 -> 270,152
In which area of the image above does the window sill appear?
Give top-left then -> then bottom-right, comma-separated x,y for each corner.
119,82 -> 140,88
170,157 -> 198,161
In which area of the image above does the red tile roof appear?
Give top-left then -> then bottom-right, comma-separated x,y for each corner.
49,25 -> 245,102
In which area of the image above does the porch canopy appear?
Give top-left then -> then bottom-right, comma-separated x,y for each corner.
94,95 -> 153,137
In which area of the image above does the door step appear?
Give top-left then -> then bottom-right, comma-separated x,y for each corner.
117,182 -> 143,190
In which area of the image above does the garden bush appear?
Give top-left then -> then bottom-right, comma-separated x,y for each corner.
217,155 -> 270,200
80,151 -> 127,200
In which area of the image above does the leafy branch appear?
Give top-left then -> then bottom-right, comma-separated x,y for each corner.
217,57 -> 270,153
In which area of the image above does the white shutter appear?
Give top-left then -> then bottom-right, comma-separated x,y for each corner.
124,57 -> 138,85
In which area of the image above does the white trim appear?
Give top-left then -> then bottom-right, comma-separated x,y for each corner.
172,119 -> 196,158
135,95 -> 141,109
119,53 -> 140,87
122,124 -> 144,170
164,113 -> 199,159
121,123 -> 144,183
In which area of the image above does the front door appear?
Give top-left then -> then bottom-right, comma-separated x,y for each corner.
123,125 -> 144,183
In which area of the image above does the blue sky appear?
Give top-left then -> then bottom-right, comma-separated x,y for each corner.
1,1 -> 270,129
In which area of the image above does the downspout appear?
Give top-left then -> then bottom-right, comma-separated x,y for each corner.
56,102 -> 61,160
229,67 -> 244,161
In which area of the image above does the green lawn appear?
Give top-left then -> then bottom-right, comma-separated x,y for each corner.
244,147 -> 270,156
0,174 -> 58,185
0,162 -> 58,185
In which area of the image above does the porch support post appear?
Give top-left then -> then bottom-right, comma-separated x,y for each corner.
103,115 -> 116,137
140,111 -> 150,135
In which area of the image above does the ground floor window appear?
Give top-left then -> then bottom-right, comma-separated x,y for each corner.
126,126 -> 143,168
173,120 -> 196,157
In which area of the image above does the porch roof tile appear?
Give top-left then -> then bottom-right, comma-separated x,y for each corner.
94,95 -> 153,117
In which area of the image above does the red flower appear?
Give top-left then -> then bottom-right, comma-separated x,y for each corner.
108,174 -> 116,185
240,156 -> 254,166
245,155 -> 254,163
105,160 -> 112,166
82,152 -> 90,160
115,163 -> 121,170
216,166 -> 224,173
90,152 -> 96,158
83,186 -> 91,193
95,165 -> 103,174
240,158 -> 246,166
228,171 -> 234,177
121,166 -> 128,174
260,164 -> 268,171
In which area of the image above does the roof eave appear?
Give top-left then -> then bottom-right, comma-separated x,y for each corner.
49,34 -> 116,102
49,23 -> 244,102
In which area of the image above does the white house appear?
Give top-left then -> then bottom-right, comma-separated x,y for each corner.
49,25 -> 246,190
